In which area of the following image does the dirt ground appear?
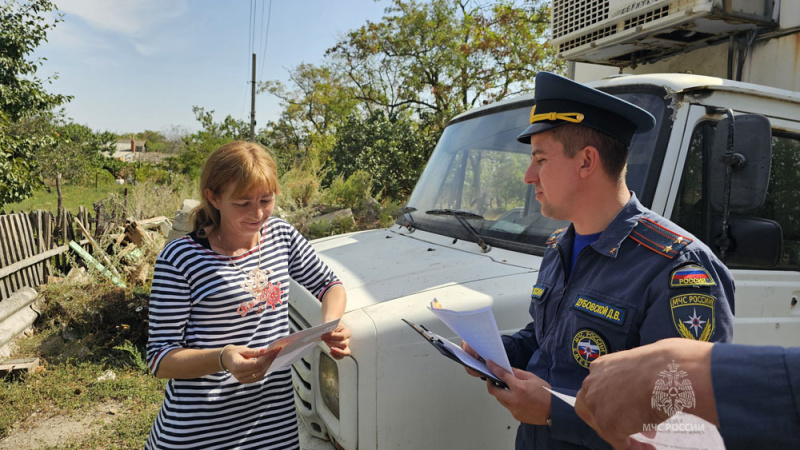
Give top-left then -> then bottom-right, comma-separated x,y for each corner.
0,401 -> 335,449
0,400 -> 124,449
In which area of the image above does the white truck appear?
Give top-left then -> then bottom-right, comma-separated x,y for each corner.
290,1 -> 800,448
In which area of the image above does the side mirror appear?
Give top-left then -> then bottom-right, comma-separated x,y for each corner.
709,114 -> 772,213
710,215 -> 783,269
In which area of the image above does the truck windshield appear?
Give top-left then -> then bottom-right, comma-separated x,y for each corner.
402,90 -> 668,254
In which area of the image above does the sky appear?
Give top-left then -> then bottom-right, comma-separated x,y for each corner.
35,0 -> 391,136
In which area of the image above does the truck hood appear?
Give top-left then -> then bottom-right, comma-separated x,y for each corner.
308,227 -> 541,311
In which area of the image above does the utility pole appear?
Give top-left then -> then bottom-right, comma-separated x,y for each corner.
250,53 -> 256,142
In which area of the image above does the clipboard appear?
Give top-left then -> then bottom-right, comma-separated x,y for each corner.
402,318 -> 508,389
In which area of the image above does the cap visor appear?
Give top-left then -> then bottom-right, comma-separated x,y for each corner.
516,122 -> 564,144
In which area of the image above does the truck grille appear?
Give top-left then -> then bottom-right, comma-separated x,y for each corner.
288,304 -> 330,439
288,304 -> 312,412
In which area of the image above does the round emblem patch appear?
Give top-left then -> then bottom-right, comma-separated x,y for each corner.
571,329 -> 608,369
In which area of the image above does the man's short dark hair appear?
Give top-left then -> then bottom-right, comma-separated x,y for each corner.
551,124 -> 629,182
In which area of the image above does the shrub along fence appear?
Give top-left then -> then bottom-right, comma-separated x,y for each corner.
0,207 -> 94,301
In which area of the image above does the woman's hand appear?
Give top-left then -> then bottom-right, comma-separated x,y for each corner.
322,322 -> 352,359
221,345 -> 282,384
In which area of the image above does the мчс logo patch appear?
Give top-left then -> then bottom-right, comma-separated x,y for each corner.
670,294 -> 715,341
571,329 -> 608,369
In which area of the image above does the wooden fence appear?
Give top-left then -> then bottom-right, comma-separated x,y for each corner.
0,208 -> 94,301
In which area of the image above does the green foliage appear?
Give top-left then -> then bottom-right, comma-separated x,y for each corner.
279,168 -> 321,208
307,214 -> 356,239
379,199 -> 406,228
259,63 -> 360,173
0,117 -> 51,205
133,162 -> 171,185
0,0 -> 71,121
325,170 -> 374,211
34,281 -> 150,362
2,258 -> 165,447
169,107 -> 248,179
49,120 -> 117,184
256,0 -> 559,213
0,175 -> 121,215
328,0 -> 562,127
331,111 -> 439,200
113,340 -> 150,374
126,176 -> 195,220
102,157 -> 128,180
0,0 -> 72,208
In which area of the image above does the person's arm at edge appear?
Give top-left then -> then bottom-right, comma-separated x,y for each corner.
155,345 -> 276,381
320,284 -> 351,359
712,344 -> 800,449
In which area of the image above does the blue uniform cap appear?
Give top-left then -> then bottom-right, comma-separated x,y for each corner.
516,72 -> 656,146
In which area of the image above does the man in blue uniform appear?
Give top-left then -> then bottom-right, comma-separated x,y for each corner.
574,338 -> 800,450
463,72 -> 735,449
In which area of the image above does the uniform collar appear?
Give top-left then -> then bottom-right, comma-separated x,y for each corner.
582,192 -> 644,259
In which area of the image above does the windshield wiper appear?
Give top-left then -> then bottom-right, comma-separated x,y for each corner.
394,206 -> 417,231
425,209 -> 490,253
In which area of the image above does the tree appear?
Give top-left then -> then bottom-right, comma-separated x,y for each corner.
328,0 -> 562,127
0,0 -> 72,207
331,111 -> 438,200
168,107 -> 250,179
259,63 -> 360,172
258,0 -> 560,203
51,122 -> 116,183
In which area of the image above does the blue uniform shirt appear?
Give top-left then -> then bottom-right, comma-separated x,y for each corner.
503,193 -> 735,449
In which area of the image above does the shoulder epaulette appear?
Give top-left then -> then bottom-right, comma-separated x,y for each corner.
629,217 -> 692,259
546,227 -> 568,247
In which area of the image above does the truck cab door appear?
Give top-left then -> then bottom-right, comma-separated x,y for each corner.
668,105 -> 800,345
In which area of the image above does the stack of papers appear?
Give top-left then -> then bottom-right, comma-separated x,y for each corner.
428,299 -> 513,374
402,299 -> 512,387
266,319 -> 340,374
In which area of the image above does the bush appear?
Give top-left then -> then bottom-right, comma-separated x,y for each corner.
128,177 -> 196,220
307,214 -> 356,240
325,170 -> 373,212
279,168 -> 320,209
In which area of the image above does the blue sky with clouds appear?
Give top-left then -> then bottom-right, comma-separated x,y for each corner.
36,0 -> 389,135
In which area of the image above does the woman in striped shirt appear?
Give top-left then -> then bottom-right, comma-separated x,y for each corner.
145,141 -> 350,449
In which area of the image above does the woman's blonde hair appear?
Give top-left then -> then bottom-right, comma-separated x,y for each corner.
192,141 -> 281,233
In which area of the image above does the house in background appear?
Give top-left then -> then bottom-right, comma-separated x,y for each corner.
111,138 -> 146,161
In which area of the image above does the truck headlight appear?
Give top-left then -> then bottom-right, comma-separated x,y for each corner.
318,352 -> 340,419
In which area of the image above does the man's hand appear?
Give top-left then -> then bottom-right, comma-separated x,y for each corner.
486,359 -> 552,425
460,341 -> 485,377
574,339 -> 716,449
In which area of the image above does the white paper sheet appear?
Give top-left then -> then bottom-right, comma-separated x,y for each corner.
543,386 -> 576,407
266,318 -> 340,374
428,299 -> 513,374
545,389 -> 725,450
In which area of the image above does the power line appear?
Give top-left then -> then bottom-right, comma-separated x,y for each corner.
259,0 -> 273,79
248,0 -> 256,56
242,0 -> 256,121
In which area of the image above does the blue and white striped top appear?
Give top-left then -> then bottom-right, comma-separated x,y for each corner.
145,217 -> 340,449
